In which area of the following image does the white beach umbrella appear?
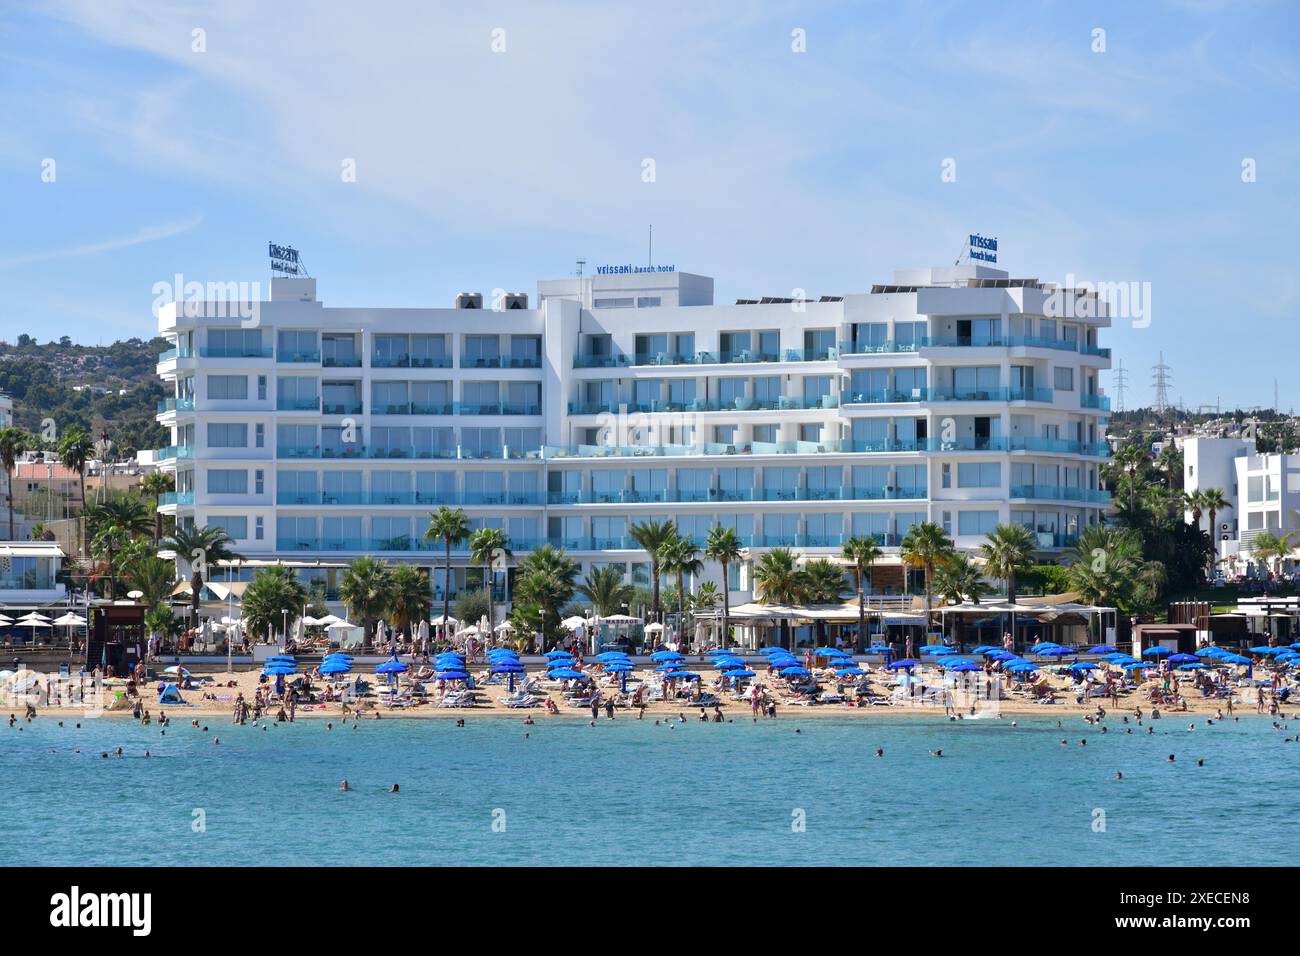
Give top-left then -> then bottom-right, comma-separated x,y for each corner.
315,613 -> 344,627
326,619 -> 355,631
644,622 -> 665,633
458,624 -> 480,637
494,620 -> 515,632
301,615 -> 322,627
52,613 -> 85,627
0,615 -> 13,626
560,616 -> 587,631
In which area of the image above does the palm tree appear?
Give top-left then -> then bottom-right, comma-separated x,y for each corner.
802,558 -> 846,603
387,564 -> 431,638
1200,487 -> 1231,577
979,523 -> 1036,605
512,545 -> 578,650
58,427 -> 95,556
934,553 -> 988,644
423,506 -> 470,636
576,565 -> 633,616
1111,444 -> 1148,513
1155,443 -> 1183,490
338,555 -> 394,651
88,496 -> 153,597
1250,531 -> 1293,581
1183,488 -> 1207,531
241,566 -> 308,643
842,534 -> 881,648
1066,525 -> 1164,614
162,525 -> 240,628
123,554 -> 178,609
659,534 -> 703,647
705,525 -> 743,649
899,521 -> 952,634
753,547 -> 807,649
468,527 -> 511,635
140,471 -> 175,545
0,426 -> 28,541
628,519 -> 678,628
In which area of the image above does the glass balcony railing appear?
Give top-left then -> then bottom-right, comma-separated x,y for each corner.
276,396 -> 321,411
372,354 -> 411,368
504,356 -> 543,369
321,401 -> 364,415
409,355 -> 454,368
1010,485 -> 1112,504
461,355 -> 503,368
568,395 -> 836,415
838,339 -> 925,355
840,336 -> 1105,356
158,491 -> 194,506
198,346 -> 273,358
1008,437 -> 1110,456
1079,343 -> 1111,358
1081,393 -> 1111,410
277,350 -> 320,363
155,445 -> 194,461
322,355 -> 364,368
157,397 -> 195,413
157,346 -> 194,362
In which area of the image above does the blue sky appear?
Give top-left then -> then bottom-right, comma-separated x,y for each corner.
1,0 -> 1296,410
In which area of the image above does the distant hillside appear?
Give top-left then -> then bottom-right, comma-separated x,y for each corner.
0,336 -> 169,456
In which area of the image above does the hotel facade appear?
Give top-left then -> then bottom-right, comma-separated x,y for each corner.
154,261 -> 1112,605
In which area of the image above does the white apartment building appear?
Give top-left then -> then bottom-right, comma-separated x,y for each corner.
0,393 -> 13,428
1184,436 -> 1300,573
154,261 -> 1111,604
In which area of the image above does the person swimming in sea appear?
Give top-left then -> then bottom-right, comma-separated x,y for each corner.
339,779 -> 351,791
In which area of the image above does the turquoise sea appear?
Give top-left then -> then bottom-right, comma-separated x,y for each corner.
2,712 -> 1294,866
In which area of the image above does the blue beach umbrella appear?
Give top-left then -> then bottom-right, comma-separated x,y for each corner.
726,669 -> 757,679
651,651 -> 684,662
548,667 -> 586,680
1030,642 -> 1061,653
1122,661 -> 1148,671
1037,646 -> 1073,657
1006,661 -> 1038,672
654,663 -> 686,672
716,661 -> 747,671
987,650 -> 1017,661
1195,646 -> 1226,657
543,650 -> 574,659
815,647 -> 851,657
920,645 -> 951,654
971,645 -> 999,654
1089,645 -> 1118,653
667,672 -> 700,681
887,659 -> 918,670
595,652 -> 630,663
778,666 -> 811,677
262,664 -> 297,676
1219,654 -> 1252,665
1141,646 -> 1172,657
1176,663 -> 1208,670
1067,662 -> 1098,672
946,661 -> 982,672
376,658 -> 409,674
320,661 -> 351,676
436,670 -> 470,681
1167,653 -> 1199,664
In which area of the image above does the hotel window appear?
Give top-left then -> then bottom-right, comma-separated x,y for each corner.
373,334 -> 409,366
674,333 -> 694,355
1011,509 -> 1035,530
941,463 -> 952,488
1039,319 -> 1057,341
753,424 -> 777,443
852,465 -> 889,495
208,328 -> 264,356
257,375 -> 267,401
503,427 -> 542,452
255,516 -> 264,540
411,380 -> 451,412
896,464 -> 926,495
277,330 -> 317,359
958,462 -> 1001,488
461,427 -> 501,456
255,423 -> 265,448
371,471 -> 412,503
372,516 -> 412,547
720,332 -> 750,359
508,516 -> 539,544
894,367 -> 927,397
851,369 -> 888,401
465,471 -> 505,504
322,334 -> 359,365
410,334 -> 447,367
416,471 -> 455,504
1053,367 -> 1075,391
806,466 -> 839,498
507,470 -> 539,504
508,336 -> 541,366
942,511 -> 952,536
714,424 -> 737,444
717,468 -> 754,501
637,297 -> 662,308
279,377 -> 319,407
852,512 -> 888,540
278,517 -> 316,548
591,516 -> 627,546
590,470 -> 626,503
207,375 -> 248,400
853,322 -> 888,351
894,511 -> 926,536
278,471 -> 318,503
321,517 -> 360,548
633,379 -> 662,406
210,515 -> 248,540
593,297 -> 634,309
715,513 -> 754,540
803,375 -> 832,404
321,425 -> 361,455
803,329 -> 836,359
207,423 -> 248,447
757,331 -> 780,359
958,510 -> 998,536
851,418 -> 889,449
278,423 -> 316,452
463,381 -> 500,407
207,469 -> 248,494
719,378 -> 747,407
675,469 -> 710,502
764,513 -> 799,544
629,468 -> 667,502
506,381 -> 541,410
953,366 -> 999,396
799,423 -> 821,443
667,379 -> 695,406
804,513 -> 840,544
1061,325 -> 1078,347
764,467 -> 799,500
753,376 -> 781,403
635,334 -> 669,359
894,322 -> 926,349
1010,366 -> 1036,390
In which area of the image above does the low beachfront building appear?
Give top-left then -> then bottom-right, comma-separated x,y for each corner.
153,259 -> 1112,613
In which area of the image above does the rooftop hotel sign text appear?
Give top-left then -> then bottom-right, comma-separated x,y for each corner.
969,234 -> 998,264
594,263 -> 676,275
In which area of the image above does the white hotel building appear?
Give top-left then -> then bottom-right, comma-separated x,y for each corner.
154,261 -> 1111,604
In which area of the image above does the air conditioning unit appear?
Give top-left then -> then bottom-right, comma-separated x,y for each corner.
1221,533 -> 1230,541
1220,523 -> 1230,532
455,292 -> 483,309
502,292 -> 528,310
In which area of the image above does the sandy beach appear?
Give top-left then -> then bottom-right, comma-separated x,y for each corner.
60,662 -> 1262,721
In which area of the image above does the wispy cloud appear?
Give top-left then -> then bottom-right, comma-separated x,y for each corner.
0,213 -> 203,267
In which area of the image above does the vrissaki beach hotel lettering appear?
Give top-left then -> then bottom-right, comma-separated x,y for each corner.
594,263 -> 676,275
969,234 -> 998,263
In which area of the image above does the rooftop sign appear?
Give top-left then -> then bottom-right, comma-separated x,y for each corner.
269,242 -> 304,276
594,263 -> 676,276
969,234 -> 998,264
